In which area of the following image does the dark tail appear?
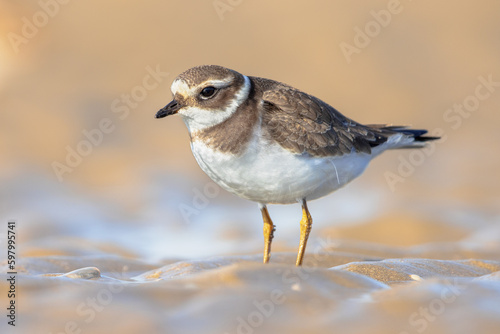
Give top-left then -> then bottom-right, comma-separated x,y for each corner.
380,125 -> 440,143
367,124 -> 440,149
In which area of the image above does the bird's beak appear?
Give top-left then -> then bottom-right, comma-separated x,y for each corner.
156,99 -> 182,119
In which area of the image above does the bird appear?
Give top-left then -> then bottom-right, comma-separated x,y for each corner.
155,65 -> 438,266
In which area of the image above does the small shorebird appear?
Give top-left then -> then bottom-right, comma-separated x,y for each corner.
156,65 -> 438,266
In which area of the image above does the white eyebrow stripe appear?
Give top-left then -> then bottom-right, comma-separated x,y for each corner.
199,78 -> 233,89
171,77 -> 233,97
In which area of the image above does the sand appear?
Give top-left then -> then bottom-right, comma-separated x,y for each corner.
2,228 -> 500,334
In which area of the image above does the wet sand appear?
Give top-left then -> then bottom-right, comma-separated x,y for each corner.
2,216 -> 500,334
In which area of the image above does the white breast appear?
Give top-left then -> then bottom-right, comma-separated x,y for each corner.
190,131 -> 375,205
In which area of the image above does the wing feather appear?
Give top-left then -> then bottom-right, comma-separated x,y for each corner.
261,84 -> 388,157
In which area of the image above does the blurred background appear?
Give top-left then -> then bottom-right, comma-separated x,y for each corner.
1,0 -> 499,262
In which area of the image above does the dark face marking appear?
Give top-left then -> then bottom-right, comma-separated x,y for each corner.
173,65 -> 246,113
191,77 -> 260,155
192,75 -> 245,111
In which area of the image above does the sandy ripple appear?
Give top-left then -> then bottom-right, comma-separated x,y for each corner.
2,253 -> 500,334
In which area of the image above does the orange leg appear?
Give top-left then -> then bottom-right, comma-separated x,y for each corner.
296,199 -> 312,266
260,205 -> 276,264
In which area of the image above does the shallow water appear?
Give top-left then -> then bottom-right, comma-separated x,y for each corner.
2,235 -> 500,334
2,1 -> 500,333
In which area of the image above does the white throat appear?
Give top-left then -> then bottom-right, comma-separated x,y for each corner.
179,75 -> 251,133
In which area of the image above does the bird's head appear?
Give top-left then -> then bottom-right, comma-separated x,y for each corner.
155,65 -> 251,133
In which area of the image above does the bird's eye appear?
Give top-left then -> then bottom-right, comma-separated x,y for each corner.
200,86 -> 217,99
